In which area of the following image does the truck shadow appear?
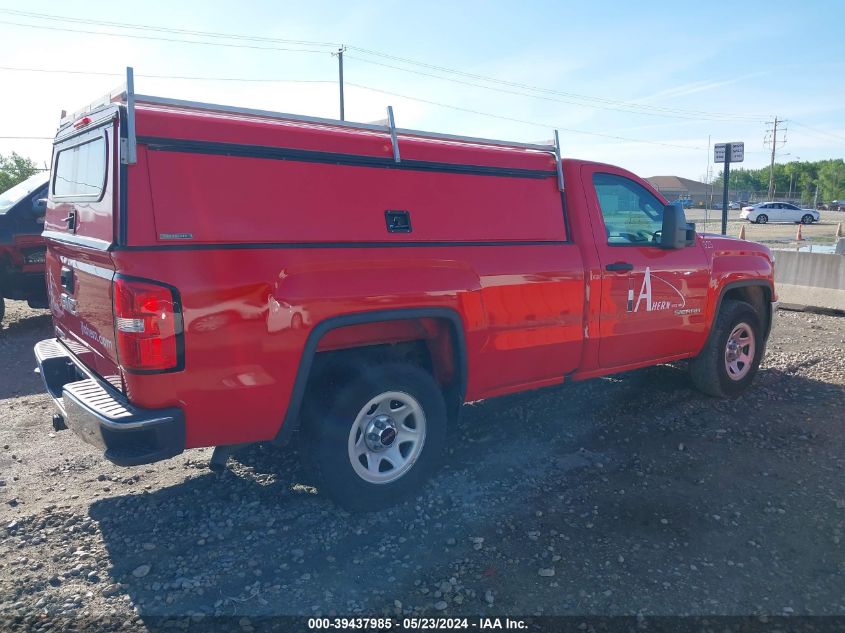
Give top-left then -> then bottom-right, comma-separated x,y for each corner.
0,309 -> 53,399
87,363 -> 845,624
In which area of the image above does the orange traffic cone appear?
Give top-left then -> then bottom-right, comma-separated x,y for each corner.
837,222 -> 843,238
738,224 -> 746,240
796,224 -> 804,241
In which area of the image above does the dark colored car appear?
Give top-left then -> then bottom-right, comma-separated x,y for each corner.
0,171 -> 49,322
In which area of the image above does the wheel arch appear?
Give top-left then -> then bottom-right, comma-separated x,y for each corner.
711,280 -> 774,344
273,307 -> 468,445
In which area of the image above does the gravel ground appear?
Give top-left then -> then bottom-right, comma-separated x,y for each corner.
1,301 -> 844,631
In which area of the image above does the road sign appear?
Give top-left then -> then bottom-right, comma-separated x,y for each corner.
714,142 -> 744,163
714,142 -> 744,235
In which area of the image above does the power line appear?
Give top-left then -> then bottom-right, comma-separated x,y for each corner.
347,83 -> 706,150
345,54 -> 769,123
348,42 -> 771,120
790,120 -> 845,143
0,19 -> 331,54
0,63 -> 768,154
0,58 -> 754,124
0,66 -> 335,84
0,71 -> 707,150
0,64 -> 709,148
345,55 -> 763,123
0,8 -> 771,123
0,8 -> 340,47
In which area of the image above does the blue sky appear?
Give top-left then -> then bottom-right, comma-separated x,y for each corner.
0,0 -> 843,180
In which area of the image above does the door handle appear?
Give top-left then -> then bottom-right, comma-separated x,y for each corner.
605,262 -> 634,272
61,210 -> 77,231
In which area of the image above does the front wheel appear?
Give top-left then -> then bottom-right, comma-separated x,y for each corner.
801,214 -> 815,224
301,362 -> 447,511
755,214 -> 768,224
689,299 -> 763,398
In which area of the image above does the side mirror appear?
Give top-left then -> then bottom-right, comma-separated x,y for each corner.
660,203 -> 696,249
32,198 -> 47,216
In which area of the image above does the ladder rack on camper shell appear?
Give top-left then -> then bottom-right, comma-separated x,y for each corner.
58,67 -> 566,191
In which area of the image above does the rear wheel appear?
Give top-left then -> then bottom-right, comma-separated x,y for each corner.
755,214 -> 768,224
690,300 -> 763,398
301,362 -> 447,511
801,214 -> 814,224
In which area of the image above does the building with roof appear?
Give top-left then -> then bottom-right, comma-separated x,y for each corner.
646,176 -> 713,206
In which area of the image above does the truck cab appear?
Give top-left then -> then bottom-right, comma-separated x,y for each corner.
0,171 -> 49,322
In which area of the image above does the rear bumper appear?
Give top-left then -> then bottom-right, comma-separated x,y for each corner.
33,338 -> 185,466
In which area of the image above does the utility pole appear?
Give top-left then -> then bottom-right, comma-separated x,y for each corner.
767,117 -> 778,200
764,117 -> 786,200
333,45 -> 347,121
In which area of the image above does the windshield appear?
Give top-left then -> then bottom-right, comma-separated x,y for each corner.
0,171 -> 49,214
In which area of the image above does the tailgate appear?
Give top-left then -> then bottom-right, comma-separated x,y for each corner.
44,108 -> 124,390
45,244 -> 122,389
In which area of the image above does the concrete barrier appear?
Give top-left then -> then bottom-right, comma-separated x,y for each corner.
773,247 -> 845,311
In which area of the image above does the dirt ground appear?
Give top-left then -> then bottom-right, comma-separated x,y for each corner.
1,301 -> 844,631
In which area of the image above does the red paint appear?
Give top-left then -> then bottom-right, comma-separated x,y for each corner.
41,102 -> 776,451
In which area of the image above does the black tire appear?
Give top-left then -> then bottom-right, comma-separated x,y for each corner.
0,296 -> 5,324
755,214 -> 768,224
301,362 -> 447,511
801,214 -> 814,224
689,299 -> 763,398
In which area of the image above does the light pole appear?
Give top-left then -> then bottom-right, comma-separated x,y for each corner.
783,153 -> 800,203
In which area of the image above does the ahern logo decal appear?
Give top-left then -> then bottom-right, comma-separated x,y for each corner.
80,321 -> 114,351
626,266 -> 688,313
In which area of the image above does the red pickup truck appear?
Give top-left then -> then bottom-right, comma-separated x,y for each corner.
34,71 -> 776,510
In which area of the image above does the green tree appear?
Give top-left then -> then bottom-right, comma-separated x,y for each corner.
0,152 -> 40,193
711,158 -> 845,204
817,160 -> 845,201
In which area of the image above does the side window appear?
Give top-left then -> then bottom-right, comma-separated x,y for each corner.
31,185 -> 48,213
593,173 -> 664,245
53,135 -> 107,199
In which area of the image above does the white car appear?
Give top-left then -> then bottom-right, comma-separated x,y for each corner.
740,202 -> 820,224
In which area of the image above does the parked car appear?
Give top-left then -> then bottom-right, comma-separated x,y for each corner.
740,202 -> 820,224
830,200 -> 845,212
33,79 -> 777,510
728,201 -> 741,210
0,171 -> 49,322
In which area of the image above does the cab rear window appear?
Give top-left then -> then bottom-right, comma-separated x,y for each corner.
53,136 -> 107,199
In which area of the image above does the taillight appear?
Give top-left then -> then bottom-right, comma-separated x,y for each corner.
113,277 -> 182,372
